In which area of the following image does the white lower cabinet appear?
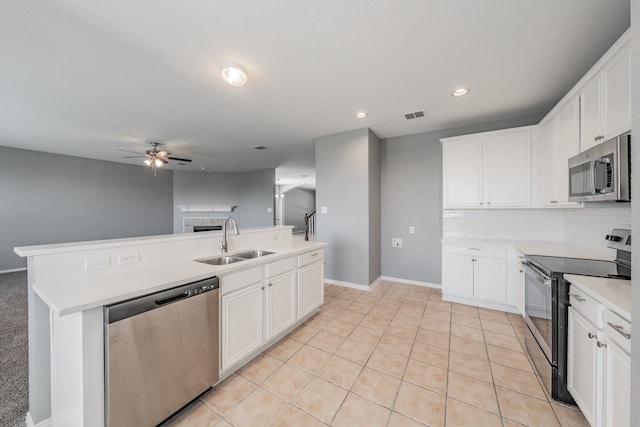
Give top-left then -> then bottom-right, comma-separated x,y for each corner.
442,244 -> 510,310
567,282 -> 632,427
568,307 -> 601,426
298,249 -> 324,319
221,268 -> 264,371
221,250 -> 324,374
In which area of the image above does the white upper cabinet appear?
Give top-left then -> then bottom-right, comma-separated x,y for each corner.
442,137 -> 483,208
579,36 -> 630,151
442,128 -> 532,209
540,98 -> 581,207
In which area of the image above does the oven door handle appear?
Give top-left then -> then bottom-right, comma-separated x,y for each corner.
525,263 -> 553,287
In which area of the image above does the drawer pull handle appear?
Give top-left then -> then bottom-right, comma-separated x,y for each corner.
588,332 -> 596,339
310,253 -> 319,257
468,248 -> 481,251
597,341 -> 607,348
607,322 -> 631,340
570,293 -> 585,303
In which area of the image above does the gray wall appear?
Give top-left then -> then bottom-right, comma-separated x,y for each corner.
283,188 -> 315,234
173,169 -> 275,232
316,128 -> 377,286
0,146 -> 173,271
380,113 -> 545,284
368,130 -> 381,284
630,0 -> 639,420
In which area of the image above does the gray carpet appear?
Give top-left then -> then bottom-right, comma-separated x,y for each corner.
0,271 -> 28,427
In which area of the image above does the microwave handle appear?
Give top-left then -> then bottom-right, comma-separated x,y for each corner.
592,158 -> 611,194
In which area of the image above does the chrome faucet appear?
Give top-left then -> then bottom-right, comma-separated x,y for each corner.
220,217 -> 240,253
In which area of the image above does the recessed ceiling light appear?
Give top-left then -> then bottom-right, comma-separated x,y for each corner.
221,63 -> 248,87
452,88 -> 470,97
355,112 -> 368,119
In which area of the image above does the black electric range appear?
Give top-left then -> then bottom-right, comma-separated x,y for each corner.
523,229 -> 631,405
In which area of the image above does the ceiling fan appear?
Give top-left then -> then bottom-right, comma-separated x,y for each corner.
118,142 -> 192,175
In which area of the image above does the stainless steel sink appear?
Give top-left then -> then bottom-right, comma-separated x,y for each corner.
234,250 -> 275,259
195,250 -> 275,266
196,255 -> 247,265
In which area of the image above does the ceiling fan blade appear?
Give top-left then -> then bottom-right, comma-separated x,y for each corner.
167,156 -> 192,162
117,149 -> 145,155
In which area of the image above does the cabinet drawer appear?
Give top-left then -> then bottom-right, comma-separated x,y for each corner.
569,286 -> 602,328
298,249 -> 323,267
266,257 -> 294,278
605,309 -> 631,354
444,245 -> 505,258
221,267 -> 262,295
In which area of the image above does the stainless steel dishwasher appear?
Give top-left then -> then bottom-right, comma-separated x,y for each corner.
104,276 -> 219,427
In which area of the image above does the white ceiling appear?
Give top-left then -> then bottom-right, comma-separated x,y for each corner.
0,0 -> 630,188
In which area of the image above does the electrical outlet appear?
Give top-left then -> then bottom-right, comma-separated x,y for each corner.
85,256 -> 110,271
392,238 -> 403,248
117,252 -> 140,266
321,206 -> 328,214
409,226 -> 415,234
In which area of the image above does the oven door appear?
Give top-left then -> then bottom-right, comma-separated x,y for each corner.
524,262 -> 554,364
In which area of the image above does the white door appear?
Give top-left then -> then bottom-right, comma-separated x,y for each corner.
540,117 -> 558,206
298,262 -> 324,319
580,75 -> 603,151
473,256 -> 507,303
603,49 -> 630,139
221,283 -> 263,370
267,272 -> 296,339
567,308 -> 599,426
443,138 -> 483,208
483,131 -> 531,207
556,98 -> 581,206
603,340 -> 630,427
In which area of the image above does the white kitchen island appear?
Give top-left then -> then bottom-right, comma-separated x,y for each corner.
15,226 -> 326,427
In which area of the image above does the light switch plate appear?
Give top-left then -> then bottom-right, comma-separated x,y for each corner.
321,206 -> 328,214
85,256 -> 110,271
117,252 -> 140,266
409,226 -> 415,234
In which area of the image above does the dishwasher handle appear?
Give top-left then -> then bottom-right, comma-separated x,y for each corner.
105,276 -> 219,324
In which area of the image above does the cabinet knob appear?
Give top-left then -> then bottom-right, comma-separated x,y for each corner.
588,332 -> 596,339
268,283 -> 272,287
597,341 -> 607,348
261,286 -> 265,290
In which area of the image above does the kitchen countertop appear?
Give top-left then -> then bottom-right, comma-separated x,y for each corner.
442,236 -> 614,260
34,240 -> 326,316
565,274 -> 631,320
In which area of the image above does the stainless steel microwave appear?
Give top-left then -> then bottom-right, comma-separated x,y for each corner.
568,133 -> 631,202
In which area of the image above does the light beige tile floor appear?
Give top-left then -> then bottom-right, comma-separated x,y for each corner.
165,281 -> 590,427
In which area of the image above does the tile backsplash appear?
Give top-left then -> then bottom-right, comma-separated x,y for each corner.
444,203 -> 631,255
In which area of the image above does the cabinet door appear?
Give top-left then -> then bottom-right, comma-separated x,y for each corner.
483,131 -> 531,207
267,272 -> 296,339
603,340 -> 630,427
556,98 -> 581,206
603,49 -> 630,139
567,308 -> 600,426
221,282 -> 263,371
473,255 -> 507,303
580,75 -> 603,151
443,138 -> 483,208
540,118 -> 558,206
298,262 -> 324,319
442,253 -> 474,297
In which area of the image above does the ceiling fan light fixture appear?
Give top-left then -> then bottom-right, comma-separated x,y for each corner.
144,158 -> 152,166
221,64 -> 248,87
154,158 -> 164,167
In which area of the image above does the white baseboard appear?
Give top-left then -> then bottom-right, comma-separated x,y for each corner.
379,276 -> 442,289
0,267 -> 27,274
324,279 -> 371,291
26,412 -> 52,427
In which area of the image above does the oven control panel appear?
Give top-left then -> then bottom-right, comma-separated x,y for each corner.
606,229 -> 631,251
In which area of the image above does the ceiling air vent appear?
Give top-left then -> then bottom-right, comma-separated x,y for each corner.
252,145 -> 267,150
404,110 -> 425,120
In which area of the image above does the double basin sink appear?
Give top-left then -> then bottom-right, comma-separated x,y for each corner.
195,250 -> 275,266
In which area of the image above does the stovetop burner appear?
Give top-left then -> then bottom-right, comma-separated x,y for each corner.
527,255 -> 631,279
